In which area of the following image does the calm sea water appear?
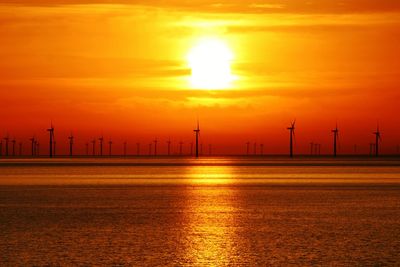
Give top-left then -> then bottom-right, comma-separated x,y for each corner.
1,157 -> 400,266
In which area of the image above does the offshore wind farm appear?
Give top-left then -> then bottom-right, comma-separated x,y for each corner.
1,0 -> 400,266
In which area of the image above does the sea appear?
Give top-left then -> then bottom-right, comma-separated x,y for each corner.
0,157 -> 399,266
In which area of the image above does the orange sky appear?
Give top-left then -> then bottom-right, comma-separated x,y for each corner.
0,0 -> 400,155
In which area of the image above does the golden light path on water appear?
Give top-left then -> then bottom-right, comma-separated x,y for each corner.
182,165 -> 238,265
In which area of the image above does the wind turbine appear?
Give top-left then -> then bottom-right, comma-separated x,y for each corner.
30,137 -> 35,156
47,124 -> 54,158
12,138 -> 16,157
373,124 -> 381,157
68,133 -> 74,157
287,120 -> 296,158
369,143 -> 375,156
99,136 -> 104,156
179,141 -> 183,155
92,139 -> 96,156
194,120 -> 200,158
4,135 -> 9,157
167,139 -> 171,156
332,124 -> 339,157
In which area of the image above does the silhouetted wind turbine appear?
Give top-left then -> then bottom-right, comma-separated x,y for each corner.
4,135 -> 9,157
194,120 -> 200,158
47,124 -> 54,158
99,136 -> 104,156
92,139 -> 96,156
154,138 -> 157,156
310,142 -> 314,155
369,143 -> 375,156
68,133 -> 74,157
179,141 -> 183,155
30,137 -> 35,156
332,124 -> 339,157
287,120 -> 296,158
167,139 -> 171,156
12,138 -> 16,156
109,139 -> 112,156
373,124 -> 381,157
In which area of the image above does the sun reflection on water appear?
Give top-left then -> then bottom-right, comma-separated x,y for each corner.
182,165 -> 239,265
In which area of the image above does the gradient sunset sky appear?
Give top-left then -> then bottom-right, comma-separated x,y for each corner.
1,0 -> 400,155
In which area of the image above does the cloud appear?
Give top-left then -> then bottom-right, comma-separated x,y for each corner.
1,0 -> 400,14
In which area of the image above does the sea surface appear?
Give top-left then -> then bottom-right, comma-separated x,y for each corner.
1,157 -> 400,266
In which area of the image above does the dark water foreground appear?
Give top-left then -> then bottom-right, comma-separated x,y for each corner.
0,157 -> 400,266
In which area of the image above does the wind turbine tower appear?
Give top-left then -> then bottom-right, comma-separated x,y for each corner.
99,136 -> 104,156
179,141 -> 183,155
4,135 -> 9,157
47,124 -> 54,158
332,124 -> 339,157
68,133 -> 74,157
154,138 -> 157,156
194,120 -> 200,158
12,138 -> 16,156
30,137 -> 35,156
92,139 -> 96,156
373,125 -> 381,157
287,120 -> 296,158
167,139 -> 171,156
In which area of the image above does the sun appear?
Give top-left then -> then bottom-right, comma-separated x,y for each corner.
187,39 -> 234,90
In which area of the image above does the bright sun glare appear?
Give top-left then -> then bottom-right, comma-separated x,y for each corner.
187,39 -> 234,90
